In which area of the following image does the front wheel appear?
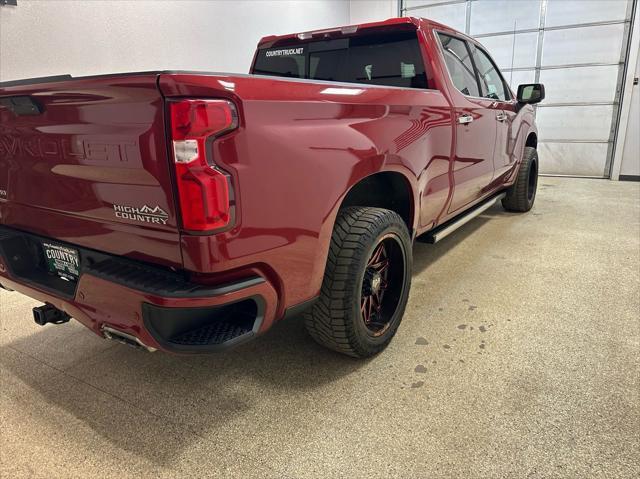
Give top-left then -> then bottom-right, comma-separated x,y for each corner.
502,146 -> 538,212
304,207 -> 412,358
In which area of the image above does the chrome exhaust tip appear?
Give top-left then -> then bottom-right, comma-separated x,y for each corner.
102,326 -> 157,352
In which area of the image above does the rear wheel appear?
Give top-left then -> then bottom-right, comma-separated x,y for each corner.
304,207 -> 412,358
502,146 -> 538,212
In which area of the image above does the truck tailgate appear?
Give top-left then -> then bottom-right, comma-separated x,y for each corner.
0,73 -> 182,269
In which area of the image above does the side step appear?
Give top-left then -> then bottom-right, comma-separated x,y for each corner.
418,192 -> 506,244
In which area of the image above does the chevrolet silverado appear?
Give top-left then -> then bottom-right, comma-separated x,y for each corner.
0,17 -> 544,357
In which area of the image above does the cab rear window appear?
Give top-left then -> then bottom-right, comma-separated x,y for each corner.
252,30 -> 429,89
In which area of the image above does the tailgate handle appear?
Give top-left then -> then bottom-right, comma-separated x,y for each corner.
0,96 -> 43,116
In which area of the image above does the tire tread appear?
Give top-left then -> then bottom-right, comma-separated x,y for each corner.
304,207 -> 411,358
502,146 -> 538,212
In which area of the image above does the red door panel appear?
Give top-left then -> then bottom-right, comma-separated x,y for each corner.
449,100 -> 497,213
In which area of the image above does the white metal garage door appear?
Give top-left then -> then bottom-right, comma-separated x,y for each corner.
401,0 -> 637,177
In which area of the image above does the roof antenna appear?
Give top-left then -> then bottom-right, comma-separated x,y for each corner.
509,20 -> 517,87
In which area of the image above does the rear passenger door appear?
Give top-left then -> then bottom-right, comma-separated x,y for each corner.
436,33 -> 497,214
468,42 -> 517,179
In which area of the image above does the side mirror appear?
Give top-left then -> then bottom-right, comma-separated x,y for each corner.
517,83 -> 545,104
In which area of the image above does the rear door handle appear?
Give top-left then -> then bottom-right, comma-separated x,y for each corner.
457,114 -> 474,125
496,112 -> 507,122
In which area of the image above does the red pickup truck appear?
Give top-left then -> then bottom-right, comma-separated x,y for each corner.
0,17 -> 543,357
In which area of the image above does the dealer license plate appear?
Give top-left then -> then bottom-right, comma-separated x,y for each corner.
42,242 -> 80,281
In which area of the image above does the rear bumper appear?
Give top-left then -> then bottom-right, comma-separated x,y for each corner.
0,226 -> 278,353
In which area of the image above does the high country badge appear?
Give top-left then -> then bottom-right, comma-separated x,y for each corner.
113,204 -> 169,225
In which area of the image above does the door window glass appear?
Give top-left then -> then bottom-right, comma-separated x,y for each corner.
437,33 -> 480,97
469,44 -> 509,101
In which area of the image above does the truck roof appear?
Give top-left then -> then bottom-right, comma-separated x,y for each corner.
257,16 -> 462,48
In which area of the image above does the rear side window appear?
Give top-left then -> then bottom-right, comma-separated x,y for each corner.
436,33 -> 480,97
253,30 -> 429,89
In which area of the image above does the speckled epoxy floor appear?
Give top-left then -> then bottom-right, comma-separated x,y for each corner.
1,177 -> 639,478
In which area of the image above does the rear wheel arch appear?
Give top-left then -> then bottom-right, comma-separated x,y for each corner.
303,171 -> 416,308
339,171 -> 416,235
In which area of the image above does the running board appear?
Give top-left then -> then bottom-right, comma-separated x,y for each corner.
418,192 -> 506,244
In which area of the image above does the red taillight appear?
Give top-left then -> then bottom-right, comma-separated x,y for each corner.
169,99 -> 238,232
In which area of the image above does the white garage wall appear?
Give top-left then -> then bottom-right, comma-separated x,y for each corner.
349,0 -> 398,24
0,0 -> 349,82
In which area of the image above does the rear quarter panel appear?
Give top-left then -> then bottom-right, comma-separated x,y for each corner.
160,73 -> 453,314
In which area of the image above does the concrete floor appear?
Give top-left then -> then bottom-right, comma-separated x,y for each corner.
0,177 -> 639,478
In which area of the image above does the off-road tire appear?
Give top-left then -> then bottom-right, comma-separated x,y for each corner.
502,146 -> 538,212
304,207 -> 412,358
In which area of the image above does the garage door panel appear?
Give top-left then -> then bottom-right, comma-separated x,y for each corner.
536,105 -> 614,141
477,32 -> 538,70
539,65 -> 620,104
470,0 -> 541,35
545,0 -> 631,28
538,142 -> 608,177
409,4 -> 467,32
542,24 -> 625,67
400,0 -> 631,177
507,69 -> 536,90
404,0 -> 455,8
